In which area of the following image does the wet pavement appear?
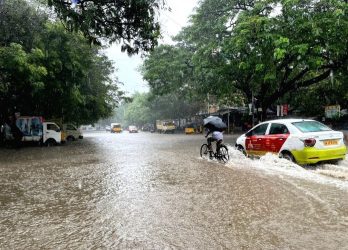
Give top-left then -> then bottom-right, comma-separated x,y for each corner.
1,131 -> 348,249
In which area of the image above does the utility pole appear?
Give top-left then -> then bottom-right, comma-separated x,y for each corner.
227,112 -> 230,134
251,91 -> 255,127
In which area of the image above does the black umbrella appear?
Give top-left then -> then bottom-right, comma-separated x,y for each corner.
203,116 -> 227,132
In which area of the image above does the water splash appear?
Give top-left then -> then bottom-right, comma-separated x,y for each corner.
224,146 -> 348,190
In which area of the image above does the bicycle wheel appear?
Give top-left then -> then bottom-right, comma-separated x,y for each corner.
200,144 -> 210,159
217,145 -> 229,163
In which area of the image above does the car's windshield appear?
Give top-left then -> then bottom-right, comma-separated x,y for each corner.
292,121 -> 331,133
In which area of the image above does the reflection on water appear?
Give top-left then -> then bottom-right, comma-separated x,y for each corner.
1,132 -> 348,249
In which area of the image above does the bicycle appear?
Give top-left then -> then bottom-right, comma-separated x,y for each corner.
200,142 -> 229,163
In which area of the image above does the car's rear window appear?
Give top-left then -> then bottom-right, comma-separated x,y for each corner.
292,121 -> 331,133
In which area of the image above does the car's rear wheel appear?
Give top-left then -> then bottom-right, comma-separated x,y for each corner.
280,152 -> 295,163
236,145 -> 247,156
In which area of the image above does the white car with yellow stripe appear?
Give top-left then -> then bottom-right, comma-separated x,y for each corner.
235,119 -> 347,165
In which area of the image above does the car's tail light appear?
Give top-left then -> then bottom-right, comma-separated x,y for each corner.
304,138 -> 316,147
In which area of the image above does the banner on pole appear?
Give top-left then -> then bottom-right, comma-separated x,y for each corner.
325,105 -> 340,118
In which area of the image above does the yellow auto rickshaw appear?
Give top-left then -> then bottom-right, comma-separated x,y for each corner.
185,123 -> 195,134
111,123 -> 122,133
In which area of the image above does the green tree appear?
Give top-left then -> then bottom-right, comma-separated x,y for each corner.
288,77 -> 348,117
46,0 -> 163,54
224,0 -> 348,119
0,43 -> 47,120
0,0 -> 48,50
0,0 -> 124,125
124,92 -> 153,126
145,0 -> 348,120
142,45 -> 195,97
124,92 -> 203,127
38,23 -> 123,124
0,0 -> 48,122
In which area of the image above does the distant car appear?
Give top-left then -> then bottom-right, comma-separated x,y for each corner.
235,119 -> 347,165
129,125 -> 138,133
142,123 -> 155,132
105,125 -> 111,131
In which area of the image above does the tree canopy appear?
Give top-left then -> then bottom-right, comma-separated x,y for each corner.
46,0 -> 163,54
0,0 -> 124,125
142,0 -> 348,119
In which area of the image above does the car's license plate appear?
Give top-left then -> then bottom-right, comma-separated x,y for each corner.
324,139 -> 338,146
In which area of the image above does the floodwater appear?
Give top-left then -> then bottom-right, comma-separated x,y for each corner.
1,131 -> 348,249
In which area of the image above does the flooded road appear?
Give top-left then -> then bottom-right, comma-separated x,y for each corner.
1,131 -> 348,249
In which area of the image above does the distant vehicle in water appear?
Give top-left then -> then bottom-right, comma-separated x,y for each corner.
142,123 -> 155,132
128,125 -> 138,133
80,125 -> 96,131
110,123 -> 122,133
156,120 -> 176,134
105,125 -> 111,131
185,123 -> 196,134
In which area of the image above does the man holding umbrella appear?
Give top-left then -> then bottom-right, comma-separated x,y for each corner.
203,116 -> 227,153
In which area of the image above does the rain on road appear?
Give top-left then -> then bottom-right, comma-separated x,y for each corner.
1,131 -> 348,249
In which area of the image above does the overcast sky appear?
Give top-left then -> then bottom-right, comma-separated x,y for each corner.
104,0 -> 199,96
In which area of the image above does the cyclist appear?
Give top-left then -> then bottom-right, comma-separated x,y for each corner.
205,128 -> 223,154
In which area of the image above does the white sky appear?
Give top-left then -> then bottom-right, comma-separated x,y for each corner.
104,0 -> 199,96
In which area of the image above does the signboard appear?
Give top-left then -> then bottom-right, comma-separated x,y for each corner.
277,104 -> 289,116
282,104 -> 288,116
325,105 -> 340,118
209,104 -> 218,113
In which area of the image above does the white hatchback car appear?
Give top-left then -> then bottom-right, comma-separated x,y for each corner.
235,119 -> 346,165
128,125 -> 138,133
